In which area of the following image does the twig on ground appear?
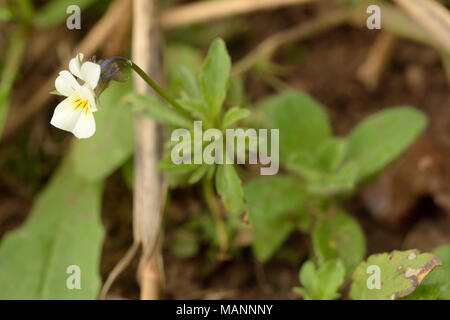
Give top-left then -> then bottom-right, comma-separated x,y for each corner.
99,241 -> 140,300
350,1 -> 450,88
232,9 -> 350,75
357,32 -> 397,91
260,73 -> 293,92
348,1 -> 431,47
132,0 -> 167,300
161,0 -> 315,30
393,0 -> 450,52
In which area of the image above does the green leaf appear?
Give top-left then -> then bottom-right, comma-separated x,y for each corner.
215,164 -> 246,216
294,260 -> 345,300
72,80 -> 134,181
50,90 -> 64,96
350,249 -> 442,300
222,107 -> 250,129
34,0 -> 96,29
227,76 -> 245,108
163,160 -> 212,188
125,92 -> 193,129
346,107 -> 427,182
0,31 -> 27,139
283,150 -> 323,181
158,154 -> 199,173
282,136 -> 351,192
257,92 -> 332,162
312,210 -> 365,278
183,211 -> 219,249
245,176 -> 307,261
0,160 -> 104,299
167,171 -> 196,188
399,271 -> 442,300
404,245 -> 450,300
159,148 -> 211,187
178,67 -> 202,99
433,245 -> 450,299
200,38 -> 231,118
313,138 -> 348,172
165,44 -> 202,98
188,164 -> 210,184
15,0 -> 34,24
176,98 -> 209,122
307,161 -> 359,196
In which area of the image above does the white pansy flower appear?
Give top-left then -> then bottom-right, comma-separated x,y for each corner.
68,53 -> 101,89
50,53 -> 101,139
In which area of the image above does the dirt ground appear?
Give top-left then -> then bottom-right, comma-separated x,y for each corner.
1,4 -> 449,299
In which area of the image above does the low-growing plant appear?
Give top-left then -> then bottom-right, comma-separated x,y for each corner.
150,38 -> 449,300
0,34 -> 448,300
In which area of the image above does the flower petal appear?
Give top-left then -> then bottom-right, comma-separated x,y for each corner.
79,85 -> 98,112
50,96 -> 96,139
72,109 -> 96,139
69,53 -> 84,79
50,97 -> 83,132
54,71 -> 81,97
80,61 -> 101,89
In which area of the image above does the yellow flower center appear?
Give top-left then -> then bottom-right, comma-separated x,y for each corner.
72,96 -> 90,114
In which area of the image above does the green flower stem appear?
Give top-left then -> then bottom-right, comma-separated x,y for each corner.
129,61 -> 186,114
105,57 -> 185,114
202,176 -> 228,256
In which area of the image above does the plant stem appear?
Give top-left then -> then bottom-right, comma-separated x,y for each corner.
102,56 -> 186,113
129,61 -> 186,113
202,176 -> 229,256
